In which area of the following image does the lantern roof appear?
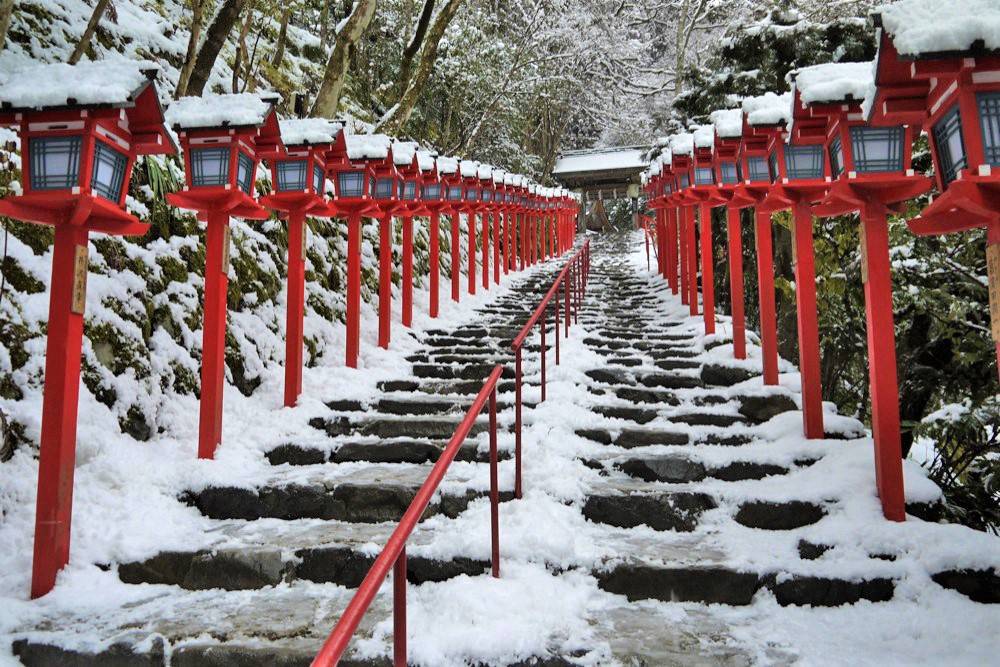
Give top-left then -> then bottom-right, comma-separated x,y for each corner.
416,150 -> 437,172
875,0 -> 1000,58
669,133 -> 694,156
0,59 -> 162,111
477,164 -> 493,180
742,91 -> 792,127
692,124 -> 715,151
344,133 -> 391,160
166,92 -> 280,130
460,160 -> 480,178
492,168 -> 507,183
437,155 -> 459,174
790,61 -> 874,107
277,117 -> 342,147
503,172 -> 517,185
708,109 -> 744,139
391,140 -> 419,167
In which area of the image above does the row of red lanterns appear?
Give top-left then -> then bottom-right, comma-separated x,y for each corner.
0,60 -> 580,599
642,2 -> 1000,525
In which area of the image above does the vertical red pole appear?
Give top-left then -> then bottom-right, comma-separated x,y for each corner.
451,214 -> 460,303
861,208 -> 905,521
393,547 -> 407,667
378,214 -> 392,349
565,269 -> 571,336
493,210 -> 500,284
644,219 -> 651,270
503,212 -> 511,274
792,200 -> 824,439
990,224 -> 1000,379
429,212 -> 440,318
489,388 -> 500,578
519,215 -> 526,271
541,311 -> 547,402
482,210 -> 489,290
669,208 -> 679,293
284,211 -> 306,408
468,211 -> 477,295
700,204 -> 715,334
555,296 -> 561,365
402,216 -> 413,328
755,209 -> 779,385
346,213 -> 362,368
687,206 -> 699,316
31,222 -> 89,599
514,348 -> 523,499
680,208 -> 689,305
727,207 -> 747,359
199,211 -> 230,459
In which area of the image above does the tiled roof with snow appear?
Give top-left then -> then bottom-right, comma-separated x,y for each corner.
492,168 -> 507,184
0,60 -> 160,111
877,0 -> 1000,57
477,164 -> 493,180
553,147 -> 649,175
436,156 -> 459,175
669,133 -> 694,156
391,140 -> 419,166
792,61 -> 874,105
166,93 -> 278,129
345,133 -> 391,160
416,150 -> 436,172
692,124 -> 715,150
742,92 -> 792,127
278,118 -> 341,146
709,109 -> 744,138
460,160 -> 479,178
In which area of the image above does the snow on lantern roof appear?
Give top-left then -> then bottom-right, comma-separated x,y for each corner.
477,164 -> 493,180
0,59 -> 161,111
166,92 -> 279,129
709,109 -> 744,138
876,0 -> 1000,57
345,133 -> 391,160
416,150 -> 437,172
391,140 -> 419,166
553,146 -> 649,175
460,160 -> 480,178
649,160 -> 662,177
669,133 -> 694,156
436,155 -> 459,175
492,168 -> 507,184
692,124 -> 715,150
278,118 -> 341,146
791,61 -> 874,105
742,91 -> 792,127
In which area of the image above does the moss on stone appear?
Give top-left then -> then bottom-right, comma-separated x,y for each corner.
9,221 -> 53,255
0,255 -> 44,294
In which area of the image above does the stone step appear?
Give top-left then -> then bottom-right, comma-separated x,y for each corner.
265,441 -> 509,466
614,456 -> 790,483
310,416 -> 492,440
575,427 -> 689,448
582,492 -> 716,531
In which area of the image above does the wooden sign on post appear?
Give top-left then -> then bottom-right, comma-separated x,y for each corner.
221,225 -> 232,275
71,244 -> 88,315
302,222 -> 308,261
988,242 -> 1000,341
860,223 -> 869,285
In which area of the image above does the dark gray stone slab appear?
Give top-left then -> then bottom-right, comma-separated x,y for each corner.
594,406 -> 658,424
768,576 -> 894,606
332,441 -> 440,464
615,429 -> 689,448
638,374 -> 703,390
597,566 -> 760,605
738,394 -> 798,423
616,457 -> 706,483
700,364 -> 757,387
575,429 -> 614,445
266,444 -> 328,466
119,549 -> 288,591
583,492 -> 716,531
932,569 -> 1000,603
614,387 -> 679,406
735,501 -> 825,530
585,369 -> 634,385
709,462 -> 788,482
13,638 -> 165,667
669,413 -> 745,427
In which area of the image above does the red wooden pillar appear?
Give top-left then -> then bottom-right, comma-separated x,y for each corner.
493,210 -> 501,283
481,211 -> 489,290
644,218 -> 651,271
503,212 -> 511,274
549,215 -> 555,257
31,222 -> 89,599
659,209 -> 668,279
755,210 -> 779,385
346,214 -> 362,368
668,208 -> 678,294
680,207 -> 689,305
792,200 -> 824,439
468,212 -> 477,295
284,212 -> 307,407
991,224 -> 1000,379
402,216 -> 413,328
519,215 -> 525,271
700,204 -> 715,334
429,213 -> 440,318
726,206 -> 746,359
378,214 -> 392,349
199,211 -> 230,458
451,214 -> 460,303
687,206 -> 698,316
861,206 -> 905,521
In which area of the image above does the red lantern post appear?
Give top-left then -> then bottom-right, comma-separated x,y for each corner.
869,2 -> 1000,379
689,124 -> 729,336
258,118 -> 342,408
367,136 -> 403,350
437,156 -> 463,303
165,93 -> 281,458
388,140 -> 426,329
416,151 -> 444,318
459,160 -> 481,295
476,164 -> 493,291
0,61 -> 175,599
491,169 -> 506,281
671,134 -> 698,315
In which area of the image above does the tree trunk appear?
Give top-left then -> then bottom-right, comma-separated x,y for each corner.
376,0 -> 464,133
396,0 -> 435,96
271,4 -> 293,67
0,0 -> 15,54
674,0 -> 690,92
232,0 -> 256,92
68,0 -> 112,64
311,0 -> 378,118
175,0 -> 206,98
186,0 -> 248,97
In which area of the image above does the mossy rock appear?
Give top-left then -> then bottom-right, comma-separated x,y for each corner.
157,255 -> 190,285
0,255 -> 44,294
1,321 -> 34,371
81,361 -> 117,409
119,404 -> 152,441
9,220 -> 53,255
86,321 -> 150,379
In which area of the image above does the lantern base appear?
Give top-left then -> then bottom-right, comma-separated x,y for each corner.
328,199 -> 381,219
759,181 -> 830,214
730,183 -> 770,209
0,192 -> 148,236
166,188 -> 270,220
258,192 -> 330,217
688,185 -> 730,208
813,175 -> 932,218
908,177 -> 1000,235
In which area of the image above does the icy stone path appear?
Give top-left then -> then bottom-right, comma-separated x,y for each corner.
5,232 -> 999,667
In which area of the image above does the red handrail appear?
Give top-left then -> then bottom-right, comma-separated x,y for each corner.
510,240 -> 591,498
313,365 -> 505,667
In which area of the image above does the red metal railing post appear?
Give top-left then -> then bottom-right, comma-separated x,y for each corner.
541,310 -> 547,402
393,548 -> 406,667
564,270 -> 571,337
489,387 -> 500,578
555,294 -> 561,365
514,348 -> 523,499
